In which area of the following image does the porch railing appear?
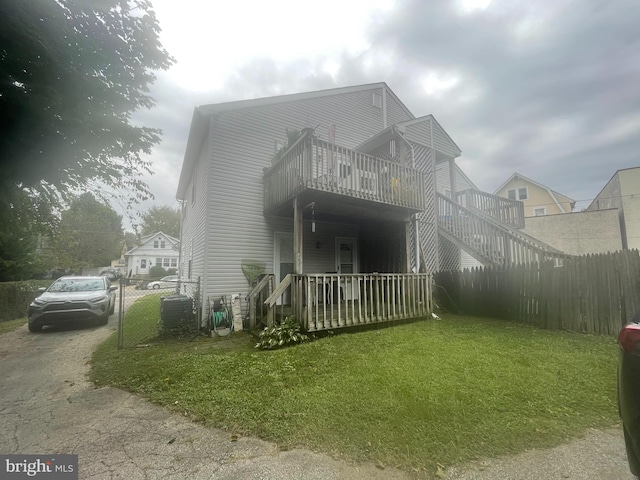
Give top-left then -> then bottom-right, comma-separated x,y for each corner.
456,189 -> 525,229
264,133 -> 426,212
437,193 -> 570,267
263,273 -> 432,332
247,273 -> 275,329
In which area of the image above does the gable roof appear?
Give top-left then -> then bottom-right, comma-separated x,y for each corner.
125,231 -> 180,256
176,83 -> 414,200
494,173 -> 575,212
397,115 -> 462,157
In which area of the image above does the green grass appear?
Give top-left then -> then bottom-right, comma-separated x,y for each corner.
91,306 -> 619,475
0,317 -> 26,334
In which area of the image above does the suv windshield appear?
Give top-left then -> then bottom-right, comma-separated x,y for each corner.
48,279 -> 105,292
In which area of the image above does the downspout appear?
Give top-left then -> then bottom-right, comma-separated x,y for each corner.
430,117 -> 440,272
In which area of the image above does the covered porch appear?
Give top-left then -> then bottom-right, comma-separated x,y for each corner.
254,127 -> 433,332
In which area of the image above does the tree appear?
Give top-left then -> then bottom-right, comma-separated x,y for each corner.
0,190 -> 57,281
140,205 -> 181,238
52,193 -> 124,272
0,0 -> 174,222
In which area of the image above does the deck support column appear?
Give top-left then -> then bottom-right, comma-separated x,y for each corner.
293,196 -> 303,274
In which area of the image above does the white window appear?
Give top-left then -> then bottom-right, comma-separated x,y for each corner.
507,188 -> 528,200
534,207 -> 546,216
161,240 -> 166,248
153,240 -> 158,248
444,188 -> 452,199
518,187 -> 528,200
171,258 -> 177,268
156,257 -> 162,266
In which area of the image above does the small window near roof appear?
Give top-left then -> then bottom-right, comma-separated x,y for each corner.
507,189 -> 516,200
372,91 -> 382,109
534,207 -> 546,216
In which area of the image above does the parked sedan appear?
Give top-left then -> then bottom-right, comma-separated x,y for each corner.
618,309 -> 640,478
146,275 -> 179,290
27,276 -> 117,332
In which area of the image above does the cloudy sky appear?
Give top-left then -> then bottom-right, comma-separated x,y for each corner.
125,0 -> 640,226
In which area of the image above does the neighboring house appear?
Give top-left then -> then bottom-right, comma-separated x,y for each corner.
124,232 -> 180,277
494,173 -> 575,217
177,83 -> 563,331
586,166 -> 640,250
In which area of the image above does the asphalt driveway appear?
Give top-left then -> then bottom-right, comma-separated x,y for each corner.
0,318 -> 635,479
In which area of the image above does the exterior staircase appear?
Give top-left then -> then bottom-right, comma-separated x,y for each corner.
437,192 -> 570,267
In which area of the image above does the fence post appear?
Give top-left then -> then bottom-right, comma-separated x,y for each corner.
117,277 -> 125,350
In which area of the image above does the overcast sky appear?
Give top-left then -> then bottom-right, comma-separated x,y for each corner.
124,0 -> 640,227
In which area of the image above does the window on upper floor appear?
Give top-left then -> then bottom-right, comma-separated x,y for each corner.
507,187 -> 528,200
518,187 -> 528,200
153,240 -> 158,248
444,188 -> 452,199
534,207 -> 546,216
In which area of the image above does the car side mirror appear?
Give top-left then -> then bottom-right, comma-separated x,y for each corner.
109,286 -> 118,292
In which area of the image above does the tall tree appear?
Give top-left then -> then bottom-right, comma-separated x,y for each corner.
0,0 -> 173,223
52,193 -> 124,271
140,205 -> 181,238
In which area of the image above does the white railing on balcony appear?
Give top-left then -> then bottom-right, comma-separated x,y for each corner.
264,133 -> 426,212
456,189 -> 525,229
437,193 -> 570,267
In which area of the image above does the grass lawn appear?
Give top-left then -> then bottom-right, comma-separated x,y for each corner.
91,306 -> 619,475
0,317 -> 26,335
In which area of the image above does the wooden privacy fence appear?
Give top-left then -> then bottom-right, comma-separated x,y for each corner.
433,249 -> 640,335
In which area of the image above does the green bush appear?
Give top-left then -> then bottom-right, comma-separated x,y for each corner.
0,280 -> 52,322
255,316 -> 310,350
149,265 -> 167,279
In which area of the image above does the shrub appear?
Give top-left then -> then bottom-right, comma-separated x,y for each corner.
255,316 -> 310,350
0,280 -> 52,322
149,265 -> 167,279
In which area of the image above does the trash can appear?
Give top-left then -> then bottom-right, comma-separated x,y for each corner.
160,295 -> 193,328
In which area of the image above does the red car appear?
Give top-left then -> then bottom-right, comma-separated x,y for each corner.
618,310 -> 640,478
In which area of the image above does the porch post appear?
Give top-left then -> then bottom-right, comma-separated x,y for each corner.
293,196 -> 303,274
449,158 -> 457,202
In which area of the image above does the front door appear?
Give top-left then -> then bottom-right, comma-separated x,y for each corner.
274,232 -> 293,304
335,237 -> 357,274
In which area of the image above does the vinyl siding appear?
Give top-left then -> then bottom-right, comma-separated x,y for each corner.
385,89 -> 413,126
201,88 -> 400,305
179,124 -> 210,292
405,122 -> 432,148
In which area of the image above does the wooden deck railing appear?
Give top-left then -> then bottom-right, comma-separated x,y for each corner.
456,189 -> 525,229
437,193 -> 570,267
262,273 -> 432,332
264,134 -> 426,212
247,273 -> 275,329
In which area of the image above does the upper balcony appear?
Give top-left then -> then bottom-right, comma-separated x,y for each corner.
264,130 -> 426,220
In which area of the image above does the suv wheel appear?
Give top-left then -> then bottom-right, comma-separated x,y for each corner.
28,322 -> 42,332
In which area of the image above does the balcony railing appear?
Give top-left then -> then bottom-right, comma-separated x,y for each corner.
264,133 -> 426,212
456,188 -> 525,229
438,193 -> 570,266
